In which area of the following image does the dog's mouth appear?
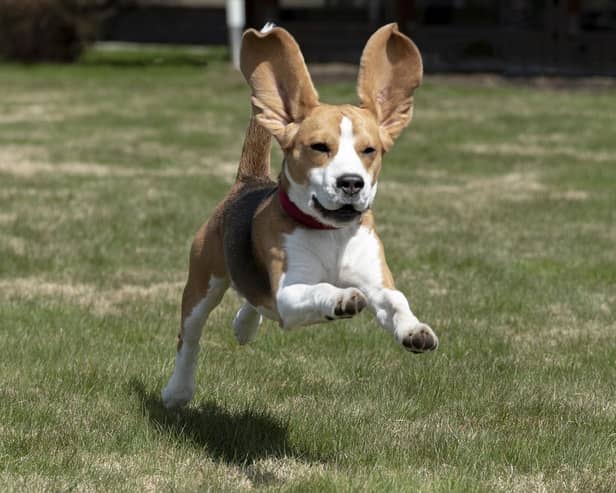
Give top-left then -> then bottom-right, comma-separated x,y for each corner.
312,196 -> 363,222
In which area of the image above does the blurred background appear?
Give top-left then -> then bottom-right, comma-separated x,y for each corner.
1,0 -> 616,76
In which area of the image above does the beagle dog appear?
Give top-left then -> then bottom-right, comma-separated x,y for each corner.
162,23 -> 438,408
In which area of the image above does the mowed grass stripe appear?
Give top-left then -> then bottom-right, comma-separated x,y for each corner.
1,47 -> 615,491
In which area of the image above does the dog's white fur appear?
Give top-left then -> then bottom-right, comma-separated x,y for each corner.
162,276 -> 228,408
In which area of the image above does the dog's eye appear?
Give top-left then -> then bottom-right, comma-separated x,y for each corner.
310,143 -> 330,153
362,146 -> 376,155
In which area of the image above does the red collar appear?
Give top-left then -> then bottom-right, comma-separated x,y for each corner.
278,187 -> 338,230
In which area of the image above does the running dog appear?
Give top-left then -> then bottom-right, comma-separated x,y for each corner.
162,23 -> 438,408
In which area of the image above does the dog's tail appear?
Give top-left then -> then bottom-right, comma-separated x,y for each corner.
235,22 -> 275,184
235,116 -> 272,183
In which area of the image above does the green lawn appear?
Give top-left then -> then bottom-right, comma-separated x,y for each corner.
1,46 -> 615,492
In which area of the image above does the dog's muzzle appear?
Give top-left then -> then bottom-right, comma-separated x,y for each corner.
312,195 -> 363,222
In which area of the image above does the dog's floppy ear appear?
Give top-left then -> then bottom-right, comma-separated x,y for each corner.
240,27 -> 319,149
357,23 -> 422,151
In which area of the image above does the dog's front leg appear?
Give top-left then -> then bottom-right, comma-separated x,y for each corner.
365,287 -> 438,353
338,225 -> 438,352
277,283 -> 367,329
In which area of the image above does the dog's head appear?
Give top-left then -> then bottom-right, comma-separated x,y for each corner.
240,24 -> 422,228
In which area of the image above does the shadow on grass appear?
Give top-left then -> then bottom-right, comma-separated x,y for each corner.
130,379 -> 299,465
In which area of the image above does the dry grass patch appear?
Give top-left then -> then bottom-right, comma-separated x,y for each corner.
491,466 -> 616,493
0,145 -> 48,168
0,144 -> 238,182
0,104 -> 53,124
380,170 -> 546,210
506,307 -> 614,350
0,277 -> 184,316
0,473 -> 94,493
79,451 -> 326,492
0,98 -> 102,125
2,236 -> 27,256
246,457 -> 326,487
548,190 -> 589,201
0,159 -> 121,177
458,142 -> 614,163
0,212 -> 17,224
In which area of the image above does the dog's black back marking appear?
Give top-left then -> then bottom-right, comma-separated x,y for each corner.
222,183 -> 277,305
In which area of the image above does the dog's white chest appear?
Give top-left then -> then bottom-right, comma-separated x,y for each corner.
282,225 -> 383,288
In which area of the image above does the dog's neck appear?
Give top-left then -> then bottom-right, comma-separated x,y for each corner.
277,186 -> 338,230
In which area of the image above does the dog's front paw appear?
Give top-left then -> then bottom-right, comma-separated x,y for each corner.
161,381 -> 194,409
328,288 -> 367,319
397,323 -> 438,353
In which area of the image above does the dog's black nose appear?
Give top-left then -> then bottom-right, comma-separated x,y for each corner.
336,174 -> 364,195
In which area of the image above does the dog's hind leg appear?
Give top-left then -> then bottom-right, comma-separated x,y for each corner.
162,221 -> 228,409
233,302 -> 262,345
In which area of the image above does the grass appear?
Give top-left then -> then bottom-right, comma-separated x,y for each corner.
1,44 -> 615,492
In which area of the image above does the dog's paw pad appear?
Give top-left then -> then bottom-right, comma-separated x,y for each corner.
333,289 -> 367,318
401,324 -> 438,353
